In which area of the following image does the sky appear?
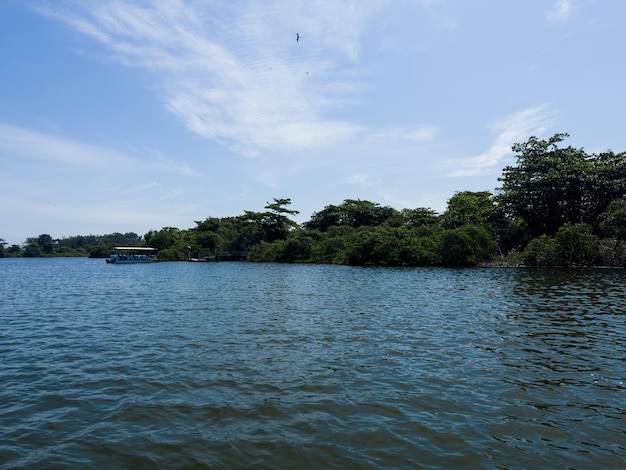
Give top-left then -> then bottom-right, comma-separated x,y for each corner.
1,0 -> 625,245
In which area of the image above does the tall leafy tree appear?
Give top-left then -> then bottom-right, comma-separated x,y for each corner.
381,207 -> 438,228
440,191 -> 496,230
304,199 -> 396,231
497,134 -> 592,237
262,198 -> 300,242
599,199 -> 626,241
238,198 -> 299,245
587,151 -> 626,221
23,234 -> 55,256
145,227 -> 182,251
192,217 -> 221,253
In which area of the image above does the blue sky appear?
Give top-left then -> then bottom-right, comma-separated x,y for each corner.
1,0 -> 625,245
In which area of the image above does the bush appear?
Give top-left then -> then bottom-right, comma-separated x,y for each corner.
89,244 -> 115,258
553,223 -> 598,266
522,224 -> 598,266
599,199 -> 626,240
521,235 -> 557,266
438,225 -> 497,266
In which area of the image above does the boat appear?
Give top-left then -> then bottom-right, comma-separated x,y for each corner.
106,246 -> 158,264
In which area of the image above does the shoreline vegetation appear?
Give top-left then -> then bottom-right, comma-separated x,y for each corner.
3,134 -> 626,268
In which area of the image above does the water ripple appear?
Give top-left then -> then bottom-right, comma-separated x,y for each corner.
1,260 -> 625,468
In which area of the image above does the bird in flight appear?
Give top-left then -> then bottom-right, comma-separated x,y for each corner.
297,33 -> 300,42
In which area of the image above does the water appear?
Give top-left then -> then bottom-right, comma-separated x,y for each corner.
1,258 -> 625,469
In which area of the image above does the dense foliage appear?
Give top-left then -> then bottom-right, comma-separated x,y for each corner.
0,232 -> 142,259
3,135 -> 626,267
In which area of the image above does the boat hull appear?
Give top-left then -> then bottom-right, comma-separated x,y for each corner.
106,257 -> 157,264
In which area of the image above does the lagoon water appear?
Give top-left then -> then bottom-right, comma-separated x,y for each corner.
1,258 -> 625,469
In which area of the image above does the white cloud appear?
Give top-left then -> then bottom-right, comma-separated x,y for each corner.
156,158 -> 195,177
36,1 -> 386,155
545,0 -> 572,23
441,105 -> 556,177
363,125 -> 438,144
0,123 -> 196,177
0,123 -> 201,244
344,174 -> 373,186
404,126 -> 438,142
0,123 -> 135,169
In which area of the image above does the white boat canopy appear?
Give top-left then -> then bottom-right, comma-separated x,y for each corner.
114,247 -> 158,251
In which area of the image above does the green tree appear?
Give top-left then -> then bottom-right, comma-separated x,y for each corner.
498,134 -> 592,237
597,199 -> 626,265
493,216 -> 532,255
248,230 -> 315,263
440,191 -> 497,231
588,151 -> 626,221
553,223 -> 598,266
22,243 -> 41,257
396,207 -> 439,227
262,198 -> 300,242
190,216 -> 247,253
337,226 -> 387,266
599,199 -> 626,241
144,227 -> 193,260
265,198 -> 299,217
399,226 -> 442,265
304,199 -> 397,231
145,227 -> 180,250
308,226 -> 352,264
89,244 -> 115,258
240,211 -> 275,244
235,199 -> 300,247
302,205 -> 341,231
23,234 -> 55,256
192,217 -> 221,254
520,234 -> 557,266
5,244 -> 22,257
438,225 -> 497,266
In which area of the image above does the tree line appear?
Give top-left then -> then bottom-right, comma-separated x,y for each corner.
3,134 -> 626,267
0,232 -> 143,258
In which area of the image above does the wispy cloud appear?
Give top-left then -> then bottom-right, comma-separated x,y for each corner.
545,0 -> 573,23
36,1 -> 386,155
0,122 -> 199,183
0,122 -> 198,243
0,123 -> 135,169
441,105 -> 556,177
403,125 -> 438,142
360,125 -> 438,145
344,174 -> 374,186
148,148 -> 196,176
